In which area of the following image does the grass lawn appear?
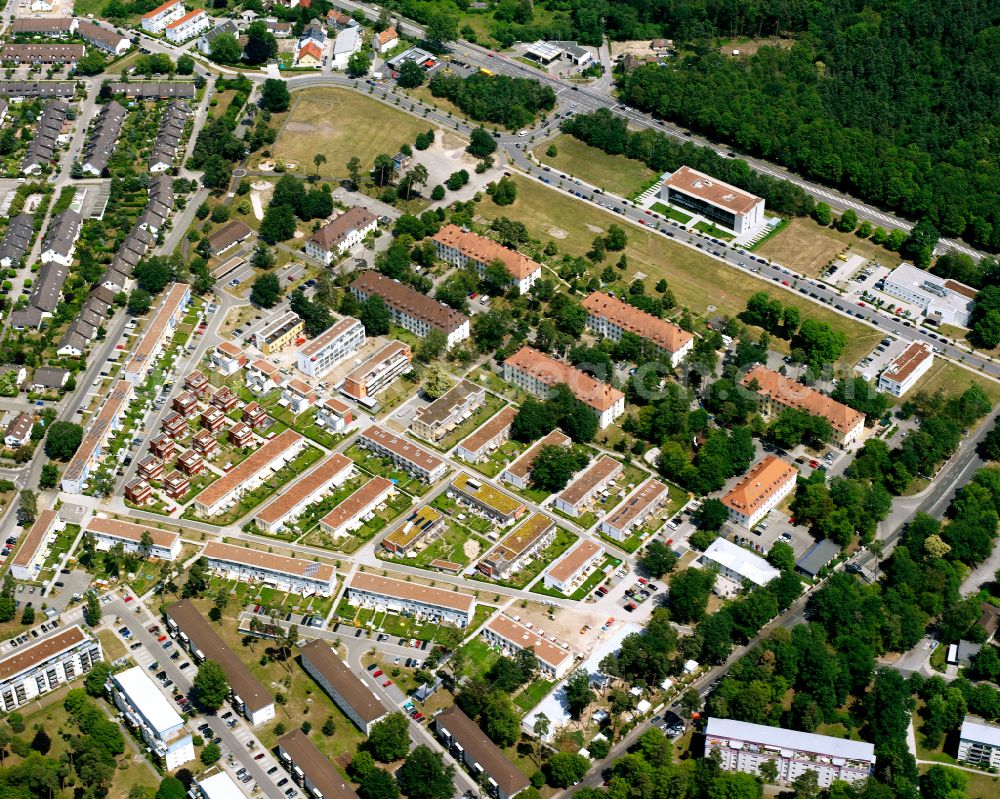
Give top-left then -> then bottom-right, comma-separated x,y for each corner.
534,134 -> 657,197
514,679 -> 554,713
650,202 -> 692,223
917,764 -> 1000,799
97,628 -> 128,662
694,221 -> 734,240
272,87 -> 430,178
477,176 -> 881,367
755,217 -> 903,277
909,359 -> 1000,407
458,636 -> 501,679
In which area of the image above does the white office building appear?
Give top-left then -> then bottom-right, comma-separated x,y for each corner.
882,262 -> 976,327
109,666 -> 195,770
698,538 -> 780,588
877,341 -> 934,397
660,166 -> 765,236
0,626 -> 102,713
705,717 -> 876,787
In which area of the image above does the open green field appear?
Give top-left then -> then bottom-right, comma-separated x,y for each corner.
477,176 -> 884,367
909,359 -> 1000,407
534,134 -> 657,197
405,521 -> 489,570
272,88 -> 430,177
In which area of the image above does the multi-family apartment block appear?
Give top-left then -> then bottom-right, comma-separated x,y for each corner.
721,455 -> 797,529
357,425 -> 447,483
450,472 -> 525,525
305,207 -> 377,263
142,0 -> 186,33
381,505 -> 445,556
503,346 -> 625,430
741,365 -> 865,448
552,455 -> 623,517
165,9 -> 209,42
201,541 -> 337,596
278,729 -> 362,799
478,513 -> 556,580
455,406 -> 517,463
346,572 -> 475,627
62,379 -> 134,493
211,341 -> 245,375
581,291 -> 694,367
255,311 -> 304,355
341,341 -> 412,405
958,716 -> 1000,769
319,477 -> 395,541
482,615 -> 574,679
254,453 -> 353,534
599,478 -> 668,541
542,538 -> 603,594
166,599 -> 275,725
435,706 -> 530,799
500,429 -> 572,490
432,224 -> 541,295
350,271 -> 470,348
299,640 -> 389,734
704,717 -> 875,787
410,380 -> 485,442
192,429 -> 305,517
877,341 -> 934,398
0,626 -> 102,713
296,317 -> 365,378
9,509 -> 58,581
86,517 -> 181,560
316,397 -> 353,434
123,283 -> 191,384
108,666 -> 194,769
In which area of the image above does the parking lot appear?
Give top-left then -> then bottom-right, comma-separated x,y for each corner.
856,335 -> 907,381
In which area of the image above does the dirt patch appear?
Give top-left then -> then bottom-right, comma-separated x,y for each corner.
463,539 -> 481,560
547,226 -> 568,239
509,600 -> 609,654
610,40 -> 664,59
585,224 -> 605,234
756,218 -> 900,278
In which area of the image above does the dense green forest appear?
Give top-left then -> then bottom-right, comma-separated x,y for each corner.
613,0 -> 1000,250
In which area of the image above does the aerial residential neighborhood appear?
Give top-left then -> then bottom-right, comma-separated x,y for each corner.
0,3 -> 997,799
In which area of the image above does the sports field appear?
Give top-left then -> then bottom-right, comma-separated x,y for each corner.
477,176 -> 883,366
271,88 -> 430,176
